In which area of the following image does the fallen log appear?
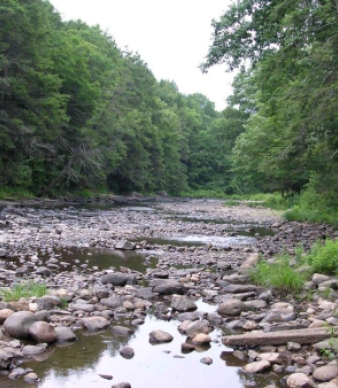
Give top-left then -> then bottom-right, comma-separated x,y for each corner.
222,327 -> 338,348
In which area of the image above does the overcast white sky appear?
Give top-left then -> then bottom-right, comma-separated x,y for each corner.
49,0 -> 234,111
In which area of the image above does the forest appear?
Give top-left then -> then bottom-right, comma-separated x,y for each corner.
1,0 -> 338,219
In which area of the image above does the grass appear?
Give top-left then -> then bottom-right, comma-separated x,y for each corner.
284,207 -> 338,229
249,255 -> 307,295
306,239 -> 338,275
0,281 -> 48,302
0,187 -> 35,201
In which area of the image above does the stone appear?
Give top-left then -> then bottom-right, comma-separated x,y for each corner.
100,272 -> 137,286
0,309 -> 13,324
0,349 -> 15,369
200,357 -> 213,365
151,279 -> 186,295
185,320 -> 212,338
29,321 -> 57,343
4,311 -> 38,339
54,326 -> 77,342
217,299 -> 245,317
149,330 -> 173,344
100,296 -> 123,309
313,365 -> 338,382
111,383 -> 131,388
243,360 -> 271,373
22,343 -> 47,356
112,326 -> 135,336
99,374 -> 113,380
191,333 -> 212,345
115,240 -> 135,250
35,266 -> 52,276
170,295 -> 197,312
286,372 -> 316,388
119,347 -> 134,359
80,317 -> 110,331
69,303 -> 96,313
23,372 -> 39,382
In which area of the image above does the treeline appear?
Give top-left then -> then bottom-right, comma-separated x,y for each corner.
203,0 -> 338,212
0,0 -> 243,196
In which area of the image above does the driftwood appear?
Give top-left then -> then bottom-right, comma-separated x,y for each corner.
222,327 -> 338,347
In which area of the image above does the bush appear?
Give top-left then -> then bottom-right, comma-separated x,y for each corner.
307,239 -> 338,275
250,256 -> 306,295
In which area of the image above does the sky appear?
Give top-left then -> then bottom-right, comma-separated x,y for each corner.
49,0 -> 234,111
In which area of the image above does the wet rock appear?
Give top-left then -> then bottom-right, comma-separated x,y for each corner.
200,357 -> 213,365
286,372 -> 316,388
170,295 -> 197,312
100,272 -> 137,286
0,349 -> 15,369
112,326 -> 135,336
191,333 -> 211,345
69,302 -> 96,313
149,330 -> 173,343
54,326 -> 77,342
119,346 -> 135,359
224,284 -> 258,293
0,249 -> 8,257
23,372 -> 39,382
181,343 -> 195,353
244,360 -> 271,374
35,266 -> 52,276
185,319 -> 212,338
111,383 -> 131,388
217,299 -> 245,317
29,321 -> 57,343
22,343 -> 47,356
4,311 -> 38,339
80,317 -> 110,331
115,240 -> 135,250
99,374 -> 113,380
313,365 -> 338,382
151,279 -> 186,295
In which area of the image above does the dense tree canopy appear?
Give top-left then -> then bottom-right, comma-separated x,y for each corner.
203,0 -> 338,203
0,0 -> 239,196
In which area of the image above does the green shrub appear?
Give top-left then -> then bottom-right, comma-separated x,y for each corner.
307,239 -> 338,275
250,257 -> 306,295
0,281 -> 48,302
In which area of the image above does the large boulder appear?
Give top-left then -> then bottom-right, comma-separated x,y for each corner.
217,299 -> 245,317
4,311 -> 38,339
149,330 -> 173,344
151,279 -> 186,295
170,295 -> 197,312
100,272 -> 138,286
313,365 -> 338,382
80,317 -> 110,331
29,321 -> 57,343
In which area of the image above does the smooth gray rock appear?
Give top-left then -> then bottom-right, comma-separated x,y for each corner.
151,279 -> 186,295
112,326 -> 135,336
200,357 -> 213,365
119,346 -> 135,359
80,317 -> 110,331
22,343 -> 47,356
313,365 -> 338,382
100,272 -> 137,286
217,299 -> 245,317
115,240 -> 135,250
149,330 -> 173,343
54,326 -> 77,342
286,372 -> 316,388
185,320 -> 212,338
111,383 -> 131,388
244,360 -> 271,373
170,295 -> 197,312
100,295 -> 123,309
0,349 -> 15,369
4,311 -> 38,339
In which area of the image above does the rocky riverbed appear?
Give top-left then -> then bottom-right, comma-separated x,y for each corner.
0,197 -> 337,388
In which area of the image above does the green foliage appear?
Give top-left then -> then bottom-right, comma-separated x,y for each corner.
306,239 -> 338,275
249,256 -> 306,295
0,281 -> 47,302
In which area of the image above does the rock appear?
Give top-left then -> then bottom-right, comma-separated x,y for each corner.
181,343 -> 195,353
54,326 -> 77,342
111,383 -> 131,388
22,343 -> 47,356
217,299 -> 245,317
243,360 -> 271,373
101,272 -> 138,286
149,330 -> 173,344
170,295 -> 197,312
286,372 -> 316,388
224,284 -> 258,293
35,266 -> 52,276
29,321 -> 57,343
112,326 -> 135,336
200,357 -> 213,365
0,349 -> 15,369
23,372 -> 39,382
99,374 -> 113,380
0,249 -> 8,257
80,317 -> 110,331
151,279 -> 186,295
119,347 -> 134,359
100,296 -> 123,309
69,303 -> 96,313
313,365 -> 338,382
0,309 -> 13,324
4,311 -> 38,339
186,320 -> 212,338
191,333 -> 212,345
115,240 -> 135,250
